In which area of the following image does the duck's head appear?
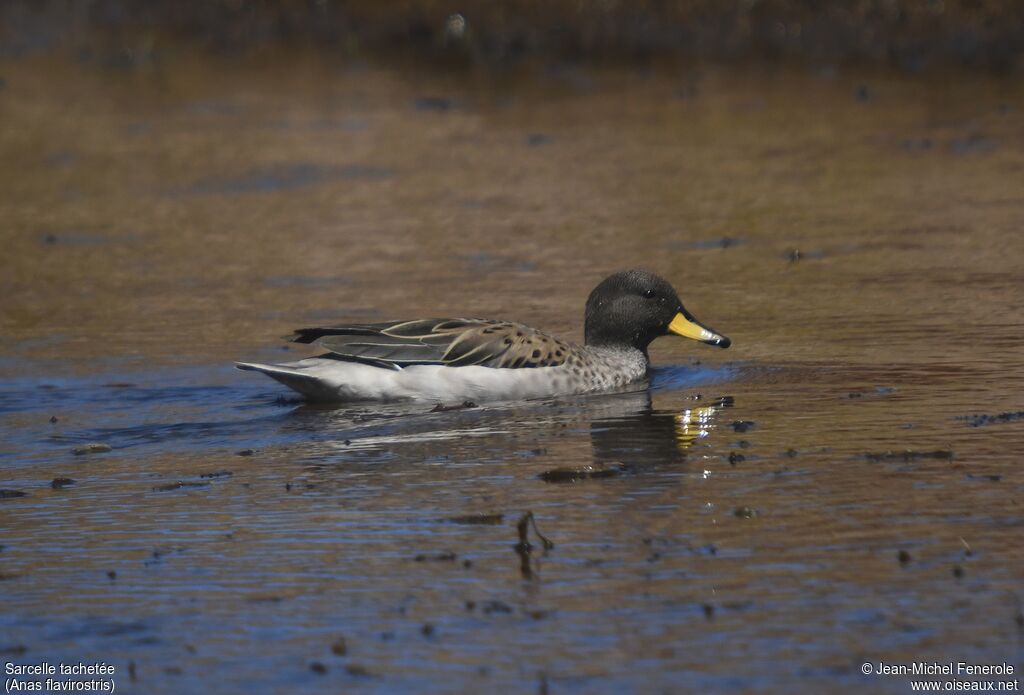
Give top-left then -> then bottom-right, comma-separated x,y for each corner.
584,269 -> 731,353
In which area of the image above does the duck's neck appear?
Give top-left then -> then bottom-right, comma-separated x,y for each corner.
584,339 -> 651,364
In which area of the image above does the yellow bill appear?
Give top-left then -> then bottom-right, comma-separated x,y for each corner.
668,311 -> 731,348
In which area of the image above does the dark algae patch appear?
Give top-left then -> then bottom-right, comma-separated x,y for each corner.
430,400 -> 478,412
959,410 -> 1024,427
481,600 -> 514,615
72,443 -> 112,455
413,551 -> 458,563
443,513 -> 504,525
330,637 -> 347,656
151,481 -> 211,492
863,450 -> 954,462
538,462 -> 627,482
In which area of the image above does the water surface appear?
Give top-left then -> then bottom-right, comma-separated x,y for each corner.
1,53 -> 1022,693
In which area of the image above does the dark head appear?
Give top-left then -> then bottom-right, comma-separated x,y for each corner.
584,269 -> 731,353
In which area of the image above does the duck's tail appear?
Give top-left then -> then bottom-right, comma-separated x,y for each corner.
235,360 -> 344,401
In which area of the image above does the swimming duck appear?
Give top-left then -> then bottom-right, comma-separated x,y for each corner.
237,269 -> 730,403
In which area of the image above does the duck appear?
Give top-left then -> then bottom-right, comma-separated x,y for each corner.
236,269 -> 730,404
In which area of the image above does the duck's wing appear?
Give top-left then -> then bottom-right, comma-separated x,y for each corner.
290,318 -> 574,369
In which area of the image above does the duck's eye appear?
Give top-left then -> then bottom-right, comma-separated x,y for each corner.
642,288 -> 656,299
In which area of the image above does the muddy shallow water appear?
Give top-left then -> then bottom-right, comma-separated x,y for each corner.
1,51 -> 1023,693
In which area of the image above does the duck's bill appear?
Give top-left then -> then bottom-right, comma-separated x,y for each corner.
668,310 -> 731,348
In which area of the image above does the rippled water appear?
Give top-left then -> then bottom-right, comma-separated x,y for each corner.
1,52 -> 1022,693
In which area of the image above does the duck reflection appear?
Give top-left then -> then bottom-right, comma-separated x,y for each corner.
587,389 -> 733,469
282,376 -> 732,479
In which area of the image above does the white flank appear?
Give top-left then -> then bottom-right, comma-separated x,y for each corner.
236,358 -> 582,404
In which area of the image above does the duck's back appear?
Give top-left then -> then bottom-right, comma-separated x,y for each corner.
289,318 -> 577,370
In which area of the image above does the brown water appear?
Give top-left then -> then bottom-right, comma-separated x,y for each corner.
1,51 -> 1023,694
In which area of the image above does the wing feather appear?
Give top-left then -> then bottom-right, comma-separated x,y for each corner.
289,318 -> 574,369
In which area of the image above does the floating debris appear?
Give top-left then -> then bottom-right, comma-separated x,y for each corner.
414,551 -> 457,563
151,481 -> 210,492
728,452 -> 745,465
235,449 -> 255,456
516,512 -> 554,550
959,537 -> 973,557
898,550 -> 912,566
107,570 -> 117,580
444,513 -> 504,525
430,400 -> 477,412
731,420 -> 756,432
965,473 -> 1001,482
421,623 -> 435,637
733,506 -> 758,519
0,489 -> 28,499
73,443 -> 111,456
199,470 -> 233,479
49,416 -> 58,423
309,661 -> 327,675
51,477 -> 76,488
953,565 -> 965,579
481,600 -> 513,615
330,637 -> 347,656
702,604 -> 715,620
864,450 -> 953,462
515,511 -> 555,580
960,410 -> 1024,427
538,462 -> 626,483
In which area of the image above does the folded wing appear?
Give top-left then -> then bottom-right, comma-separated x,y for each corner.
291,318 -> 573,369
